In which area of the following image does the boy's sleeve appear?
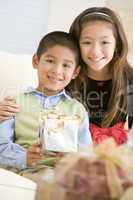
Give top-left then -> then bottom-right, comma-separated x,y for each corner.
0,118 -> 27,169
78,111 -> 92,147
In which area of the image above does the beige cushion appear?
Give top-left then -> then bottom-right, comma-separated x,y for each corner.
0,168 -> 37,200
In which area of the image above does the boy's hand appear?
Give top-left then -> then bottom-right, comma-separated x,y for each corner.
27,139 -> 43,166
0,96 -> 19,121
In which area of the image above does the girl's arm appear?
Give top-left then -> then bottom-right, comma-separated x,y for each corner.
0,96 -> 19,121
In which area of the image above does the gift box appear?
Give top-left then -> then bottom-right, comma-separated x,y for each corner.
51,139 -> 133,200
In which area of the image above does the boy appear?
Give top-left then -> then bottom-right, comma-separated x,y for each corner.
0,31 -> 92,170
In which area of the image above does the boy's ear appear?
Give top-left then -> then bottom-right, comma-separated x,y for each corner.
72,65 -> 81,79
32,54 -> 39,69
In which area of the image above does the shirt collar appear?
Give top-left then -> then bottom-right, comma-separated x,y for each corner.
24,87 -> 71,100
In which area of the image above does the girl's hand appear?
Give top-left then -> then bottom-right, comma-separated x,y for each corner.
0,96 -> 19,121
27,139 -> 43,166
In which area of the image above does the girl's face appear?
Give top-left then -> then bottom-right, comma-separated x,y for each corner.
79,21 -> 116,76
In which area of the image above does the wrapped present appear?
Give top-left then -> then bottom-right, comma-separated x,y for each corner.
49,139 -> 133,200
39,110 -> 81,153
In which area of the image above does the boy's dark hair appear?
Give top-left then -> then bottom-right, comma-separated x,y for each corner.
36,31 -> 80,66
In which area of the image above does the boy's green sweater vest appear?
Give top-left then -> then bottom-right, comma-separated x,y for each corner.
15,93 -> 86,149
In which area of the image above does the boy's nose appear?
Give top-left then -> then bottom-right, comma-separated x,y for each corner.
52,63 -> 62,74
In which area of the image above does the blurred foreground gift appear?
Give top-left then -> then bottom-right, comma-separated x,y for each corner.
36,139 -> 133,200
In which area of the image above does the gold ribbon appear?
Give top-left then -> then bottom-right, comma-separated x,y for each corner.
54,139 -> 133,199
93,139 -> 133,198
94,138 -> 133,171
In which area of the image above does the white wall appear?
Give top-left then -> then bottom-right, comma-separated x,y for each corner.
0,0 -> 49,54
47,0 -> 105,32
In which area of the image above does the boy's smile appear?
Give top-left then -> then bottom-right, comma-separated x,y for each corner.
32,45 -> 80,96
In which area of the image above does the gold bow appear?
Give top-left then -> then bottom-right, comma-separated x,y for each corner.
93,139 -> 133,198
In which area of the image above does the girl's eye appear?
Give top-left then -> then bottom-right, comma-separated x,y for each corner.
63,63 -> 71,68
102,41 -> 110,44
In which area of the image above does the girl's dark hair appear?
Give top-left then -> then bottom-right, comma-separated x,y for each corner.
36,31 -> 80,66
68,7 -> 132,127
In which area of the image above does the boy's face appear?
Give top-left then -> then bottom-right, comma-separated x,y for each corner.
32,45 -> 80,96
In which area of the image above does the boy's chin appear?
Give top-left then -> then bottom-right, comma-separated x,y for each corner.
42,88 -> 63,96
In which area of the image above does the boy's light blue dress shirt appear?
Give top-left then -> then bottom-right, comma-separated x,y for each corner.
0,88 -> 92,169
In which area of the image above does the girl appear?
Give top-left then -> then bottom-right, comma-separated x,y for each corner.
0,7 -> 133,145
67,7 -> 133,144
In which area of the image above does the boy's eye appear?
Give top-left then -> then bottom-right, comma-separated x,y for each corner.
81,41 -> 91,45
45,59 -> 54,63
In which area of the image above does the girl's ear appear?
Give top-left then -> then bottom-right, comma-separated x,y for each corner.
72,65 -> 81,79
32,54 -> 39,69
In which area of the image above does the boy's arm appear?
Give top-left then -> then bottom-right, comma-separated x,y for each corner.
0,119 -> 26,169
78,111 -> 92,147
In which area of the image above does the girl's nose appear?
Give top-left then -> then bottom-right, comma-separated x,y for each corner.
89,43 -> 102,58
